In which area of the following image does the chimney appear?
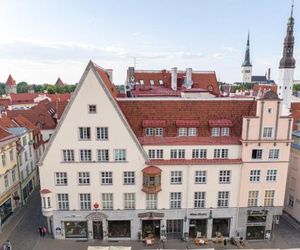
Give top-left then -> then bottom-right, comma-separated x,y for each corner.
185,68 -> 193,89
171,67 -> 177,91
106,69 -> 113,83
268,68 -> 271,81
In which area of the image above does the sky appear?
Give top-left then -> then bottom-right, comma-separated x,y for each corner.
0,0 -> 299,85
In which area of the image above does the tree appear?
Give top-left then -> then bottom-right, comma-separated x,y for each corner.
17,81 -> 29,93
0,83 -> 6,95
46,85 -> 56,94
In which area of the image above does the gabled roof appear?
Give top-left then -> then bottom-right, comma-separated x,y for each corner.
55,77 -> 64,86
251,75 -> 267,82
6,74 -> 16,86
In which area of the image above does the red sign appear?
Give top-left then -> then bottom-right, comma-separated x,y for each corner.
93,202 -> 99,209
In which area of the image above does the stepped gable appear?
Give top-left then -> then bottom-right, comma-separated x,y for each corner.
118,99 -> 256,144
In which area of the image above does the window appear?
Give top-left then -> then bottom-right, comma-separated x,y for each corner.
22,136 -> 27,146
79,127 -> 91,140
214,149 -> 228,159
195,170 -> 207,184
170,171 -> 182,184
9,149 -> 14,161
263,127 -> 273,138
12,169 -> 16,183
78,172 -> 90,185
146,194 -> 157,209
194,192 -> 205,208
26,165 -> 29,175
218,191 -> 229,207
102,193 -> 113,210
264,190 -> 275,206
250,170 -> 261,182
2,153 -> 6,166
269,149 -> 279,160
79,193 -> 91,210
24,151 -> 28,162
47,197 -> 51,208
252,149 -> 263,159
80,150 -> 92,161
221,127 -> 230,136
219,170 -> 231,183
248,191 -> 259,207
145,128 -> 154,136
150,80 -> 154,85
170,149 -> 185,159
188,128 -> 197,136
62,150 -> 75,162
57,194 -> 69,210
114,149 -> 126,161
170,192 -> 181,209
288,195 -> 294,208
211,127 -> 220,136
29,146 -> 32,157
124,193 -> 135,209
148,149 -> 163,159
97,149 -> 109,162
192,149 -> 207,159
101,172 -> 113,185
159,80 -> 164,85
178,128 -> 187,136
268,108 -> 272,114
4,175 -> 9,189
96,127 -> 108,140
266,169 -> 277,182
88,105 -> 97,113
140,80 -> 144,85
154,128 -> 163,136
123,171 -> 135,185
55,172 -> 67,185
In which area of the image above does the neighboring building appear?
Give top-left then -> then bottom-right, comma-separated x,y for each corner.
55,78 -> 64,87
0,127 -> 20,225
5,75 -> 17,94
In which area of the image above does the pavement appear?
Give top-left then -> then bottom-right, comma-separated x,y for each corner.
1,190 -> 300,250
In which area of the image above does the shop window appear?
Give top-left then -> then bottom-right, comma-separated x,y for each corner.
64,221 -> 88,238
212,218 -> 230,237
108,221 -> 131,238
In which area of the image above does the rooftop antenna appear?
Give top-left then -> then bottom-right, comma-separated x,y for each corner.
291,0 -> 294,17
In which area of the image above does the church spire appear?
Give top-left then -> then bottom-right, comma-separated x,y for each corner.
242,32 -> 252,67
279,2 -> 296,68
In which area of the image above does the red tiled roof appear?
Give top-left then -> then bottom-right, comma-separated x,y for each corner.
142,120 -> 167,128
9,93 -> 71,105
6,74 -> 16,86
0,98 -> 11,108
0,127 -> 15,141
176,120 -> 200,127
40,189 -> 51,194
150,159 -> 242,165
253,84 -> 277,94
208,119 -> 233,127
94,65 -> 119,98
0,116 -> 17,128
142,165 -> 162,175
291,102 -> 300,130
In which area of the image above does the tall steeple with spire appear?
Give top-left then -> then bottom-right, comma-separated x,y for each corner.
241,32 -> 252,83
278,2 -> 296,115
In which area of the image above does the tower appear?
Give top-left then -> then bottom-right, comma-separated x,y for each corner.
5,74 -> 17,94
241,32 -> 252,83
277,3 -> 296,115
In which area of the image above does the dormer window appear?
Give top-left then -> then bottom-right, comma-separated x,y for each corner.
150,80 -> 154,86
88,105 -> 97,113
140,80 -> 144,85
221,127 -> 230,136
178,127 -> 197,136
211,128 -> 220,136
159,80 -> 164,85
145,128 -> 164,136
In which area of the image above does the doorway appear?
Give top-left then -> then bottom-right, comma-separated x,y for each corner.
142,220 -> 160,238
93,221 -> 103,240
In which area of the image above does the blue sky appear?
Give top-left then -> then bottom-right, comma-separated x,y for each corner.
0,0 -> 299,85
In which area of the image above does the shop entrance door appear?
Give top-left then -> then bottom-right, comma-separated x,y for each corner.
166,220 -> 183,239
142,220 -> 160,238
93,221 -> 103,240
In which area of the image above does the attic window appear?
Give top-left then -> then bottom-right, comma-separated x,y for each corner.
140,80 -> 144,85
159,80 -> 164,85
88,105 -> 97,113
150,80 -> 155,86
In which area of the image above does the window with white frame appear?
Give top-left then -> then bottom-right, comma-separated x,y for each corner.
62,150 -> 75,162
12,169 -> 16,183
266,169 -> 277,182
170,171 -> 182,184
192,149 -> 207,159
9,149 -> 14,161
140,80 -> 144,85
252,149 -> 263,159
269,149 -> 279,160
80,149 -> 92,161
101,172 -> 113,185
148,149 -> 163,159
55,172 -> 68,185
249,170 -> 261,182
159,80 -> 164,85
78,172 -> 90,185
219,170 -> 231,183
102,193 -> 113,210
88,105 -> 97,113
97,149 -> 109,162
57,193 -> 69,210
4,175 -> 9,189
124,193 -> 135,209
188,128 -> 197,136
123,171 -> 135,185
145,128 -> 154,136
114,149 -> 126,161
146,193 -> 157,209
213,149 -> 228,159
150,80 -> 155,85
170,192 -> 181,209
178,128 -> 188,136
211,127 -> 220,136
42,197 -> 46,208
22,136 -> 27,146
194,192 -> 205,208
288,195 -> 294,208
218,191 -> 229,207
248,190 -> 259,207
170,149 -> 185,159
79,193 -> 91,210
2,153 -> 6,166
155,128 -> 163,136
263,127 -> 273,138
79,127 -> 91,140
96,127 -> 108,140
221,127 -> 230,136
264,190 -> 275,206
195,170 -> 207,184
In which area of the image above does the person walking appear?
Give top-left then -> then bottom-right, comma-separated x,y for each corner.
42,226 -> 47,237
5,240 -> 12,250
38,227 -> 43,237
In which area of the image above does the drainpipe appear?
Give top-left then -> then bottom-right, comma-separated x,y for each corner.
185,165 -> 190,240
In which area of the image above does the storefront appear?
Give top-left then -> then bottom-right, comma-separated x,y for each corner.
108,221 -> 131,238
0,198 -> 12,223
166,219 -> 183,239
246,210 -> 267,240
64,221 -> 88,238
212,218 -> 230,237
189,219 -> 207,238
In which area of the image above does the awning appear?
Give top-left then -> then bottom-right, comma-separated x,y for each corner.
175,120 -> 200,127
142,120 -> 166,128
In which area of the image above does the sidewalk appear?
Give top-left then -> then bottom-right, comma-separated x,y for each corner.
281,211 -> 300,233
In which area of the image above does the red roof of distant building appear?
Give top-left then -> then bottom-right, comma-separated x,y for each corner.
6,74 -> 16,86
253,84 -> 277,94
0,98 -> 11,108
94,65 -> 119,98
9,93 -> 71,105
0,127 -> 15,141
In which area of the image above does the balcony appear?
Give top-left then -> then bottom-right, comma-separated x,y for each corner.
142,166 -> 162,194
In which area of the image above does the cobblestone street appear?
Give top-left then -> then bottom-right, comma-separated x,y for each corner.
1,190 -> 300,250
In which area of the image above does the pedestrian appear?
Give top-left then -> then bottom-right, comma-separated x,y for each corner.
224,238 -> 227,246
5,240 -> 12,250
42,226 -> 47,237
38,226 -> 43,237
